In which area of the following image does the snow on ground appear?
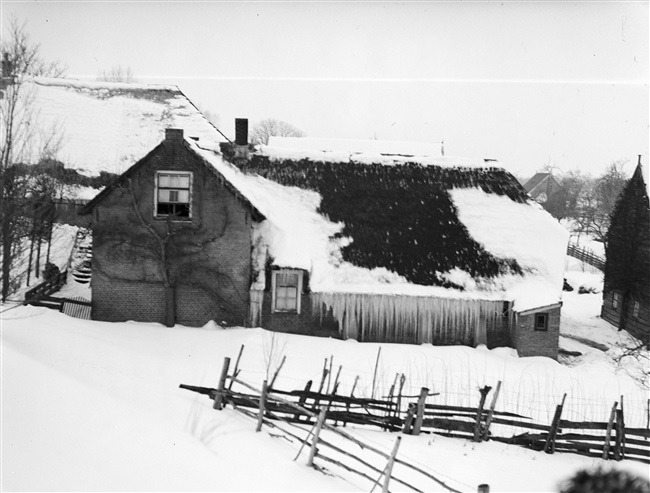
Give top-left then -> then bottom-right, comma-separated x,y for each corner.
2,277 -> 649,492
2,233 -> 648,492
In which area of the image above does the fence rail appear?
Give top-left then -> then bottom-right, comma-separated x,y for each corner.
24,269 -> 67,301
567,243 -> 605,271
180,348 -> 650,492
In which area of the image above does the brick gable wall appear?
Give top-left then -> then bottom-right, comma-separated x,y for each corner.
90,139 -> 253,327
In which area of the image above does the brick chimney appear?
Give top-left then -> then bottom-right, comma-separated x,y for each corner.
233,118 -> 250,164
165,128 -> 184,143
235,118 -> 248,146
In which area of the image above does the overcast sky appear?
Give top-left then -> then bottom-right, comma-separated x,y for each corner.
2,1 -> 648,178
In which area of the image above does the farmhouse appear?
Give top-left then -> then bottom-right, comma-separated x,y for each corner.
523,172 -> 563,206
601,158 -> 650,340
82,123 -> 568,359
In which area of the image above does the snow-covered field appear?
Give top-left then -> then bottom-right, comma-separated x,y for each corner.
2,260 -> 648,492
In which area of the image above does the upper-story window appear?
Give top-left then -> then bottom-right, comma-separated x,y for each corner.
155,171 -> 192,219
271,269 -> 303,314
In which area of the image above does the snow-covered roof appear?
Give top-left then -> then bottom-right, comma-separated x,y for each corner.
262,136 -> 492,168
194,140 -> 568,311
17,77 -> 226,176
268,136 -> 443,157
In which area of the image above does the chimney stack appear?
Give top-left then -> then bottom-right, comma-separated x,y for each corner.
235,118 -> 248,146
165,128 -> 184,143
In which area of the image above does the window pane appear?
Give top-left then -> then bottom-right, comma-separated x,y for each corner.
169,190 -> 179,202
177,190 -> 189,203
277,273 -> 298,287
168,175 -> 189,188
158,174 -> 171,187
158,189 -> 170,202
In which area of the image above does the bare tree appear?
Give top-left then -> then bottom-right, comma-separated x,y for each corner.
96,65 -> 136,83
1,16 -> 66,300
250,118 -> 305,145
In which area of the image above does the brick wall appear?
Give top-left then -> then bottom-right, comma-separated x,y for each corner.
90,138 -> 253,327
513,307 -> 560,359
92,272 -> 166,324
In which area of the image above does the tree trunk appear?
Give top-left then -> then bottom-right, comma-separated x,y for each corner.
27,231 -> 35,286
164,284 -> 176,327
35,236 -> 42,279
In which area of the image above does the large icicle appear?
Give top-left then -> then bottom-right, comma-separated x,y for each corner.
312,292 -> 504,345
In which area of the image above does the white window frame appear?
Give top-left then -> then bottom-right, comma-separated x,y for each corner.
154,170 -> 192,220
271,269 -> 303,314
612,292 -> 621,310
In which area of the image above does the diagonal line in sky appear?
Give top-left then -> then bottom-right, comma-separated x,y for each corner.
70,75 -> 648,85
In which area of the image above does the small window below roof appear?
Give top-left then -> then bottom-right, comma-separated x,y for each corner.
534,313 -> 549,331
633,300 -> 640,319
155,171 -> 192,219
271,270 -> 303,314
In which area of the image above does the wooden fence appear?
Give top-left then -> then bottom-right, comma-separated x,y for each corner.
567,243 -> 605,271
181,349 -> 650,491
181,352 -> 468,493
24,269 -> 67,301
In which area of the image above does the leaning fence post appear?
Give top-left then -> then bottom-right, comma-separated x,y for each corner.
481,381 -> 502,441
544,393 -> 566,454
213,357 -> 231,410
602,401 -> 618,460
402,403 -> 416,434
256,380 -> 268,432
473,386 -> 492,442
412,387 -> 429,435
227,344 -> 245,391
307,407 -> 327,467
294,380 -> 312,422
381,436 -> 402,493
645,399 -> 650,440
614,408 -> 625,461
268,355 -> 286,390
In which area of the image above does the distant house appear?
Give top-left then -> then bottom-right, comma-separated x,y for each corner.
82,124 -> 568,359
523,173 -> 563,205
601,158 -> 650,340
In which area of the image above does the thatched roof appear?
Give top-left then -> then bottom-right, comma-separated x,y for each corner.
240,154 -> 528,289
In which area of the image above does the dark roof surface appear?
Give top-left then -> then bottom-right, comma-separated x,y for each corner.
239,155 -> 530,289
523,173 -> 550,193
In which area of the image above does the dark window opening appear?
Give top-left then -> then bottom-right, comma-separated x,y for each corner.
156,172 -> 191,219
534,313 -> 548,331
